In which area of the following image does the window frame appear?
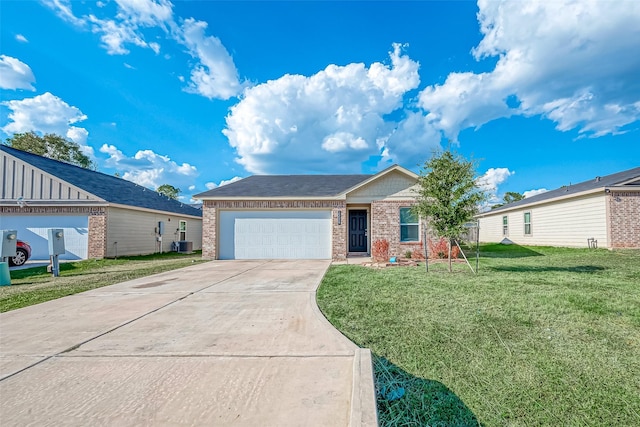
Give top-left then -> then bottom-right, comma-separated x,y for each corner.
524,211 -> 532,235
179,220 -> 187,241
399,207 -> 419,242
502,215 -> 508,236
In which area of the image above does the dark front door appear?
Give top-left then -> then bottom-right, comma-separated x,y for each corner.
348,210 -> 367,252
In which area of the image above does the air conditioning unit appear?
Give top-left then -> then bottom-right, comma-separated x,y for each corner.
178,241 -> 193,253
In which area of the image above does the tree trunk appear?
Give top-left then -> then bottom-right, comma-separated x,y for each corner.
448,239 -> 452,272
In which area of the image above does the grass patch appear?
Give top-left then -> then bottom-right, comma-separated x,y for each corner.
317,245 -> 640,426
2,251 -> 207,312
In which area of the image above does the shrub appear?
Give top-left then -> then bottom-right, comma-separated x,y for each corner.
372,239 -> 390,263
427,238 -> 459,259
404,250 -> 413,259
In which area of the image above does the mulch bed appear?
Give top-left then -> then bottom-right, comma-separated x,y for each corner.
363,258 -> 465,268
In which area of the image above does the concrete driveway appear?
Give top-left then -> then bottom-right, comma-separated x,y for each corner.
0,260 -> 377,426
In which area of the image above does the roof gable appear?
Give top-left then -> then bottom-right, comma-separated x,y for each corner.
343,165 -> 417,195
345,167 -> 418,202
1,145 -> 202,217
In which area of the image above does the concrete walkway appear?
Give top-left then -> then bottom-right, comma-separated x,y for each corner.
0,260 -> 377,426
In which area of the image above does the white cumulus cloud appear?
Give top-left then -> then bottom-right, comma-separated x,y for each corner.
419,0 -> 640,140
43,0 -> 242,100
2,92 -> 89,145
477,167 -> 514,203
523,188 -> 548,198
41,0 -> 87,27
0,55 -> 36,91
114,0 -> 174,27
88,14 -> 149,55
205,176 -> 242,190
99,144 -> 198,190
179,18 -> 243,100
223,44 -> 420,174
322,132 -> 368,153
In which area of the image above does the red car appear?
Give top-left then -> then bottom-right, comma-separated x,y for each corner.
8,240 -> 32,267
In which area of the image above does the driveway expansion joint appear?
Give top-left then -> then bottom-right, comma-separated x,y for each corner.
0,260 -> 378,426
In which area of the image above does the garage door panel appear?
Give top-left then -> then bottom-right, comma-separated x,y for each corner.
219,211 -> 331,260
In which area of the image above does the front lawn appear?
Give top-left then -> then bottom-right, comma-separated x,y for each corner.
1,251 -> 207,312
317,245 -> 640,426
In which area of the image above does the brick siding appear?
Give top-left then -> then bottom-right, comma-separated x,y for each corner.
608,191 -> 640,248
371,200 -> 424,258
202,201 -> 217,259
88,209 -> 107,258
332,205 -> 348,260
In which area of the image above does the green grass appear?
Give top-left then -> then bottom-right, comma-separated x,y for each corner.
1,251 -> 207,312
317,245 -> 640,426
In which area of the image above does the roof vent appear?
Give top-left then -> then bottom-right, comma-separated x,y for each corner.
595,176 -> 601,182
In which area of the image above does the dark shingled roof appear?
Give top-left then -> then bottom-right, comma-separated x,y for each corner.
2,145 -> 202,217
194,174 -> 373,198
486,166 -> 640,213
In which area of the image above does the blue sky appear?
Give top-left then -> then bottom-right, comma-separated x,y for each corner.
1,0 -> 639,203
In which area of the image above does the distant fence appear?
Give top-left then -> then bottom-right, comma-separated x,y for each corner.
459,221 -> 479,245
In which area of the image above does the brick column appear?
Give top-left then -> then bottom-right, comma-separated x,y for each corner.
202,202 -> 217,259
332,203 -> 347,260
88,209 -> 107,259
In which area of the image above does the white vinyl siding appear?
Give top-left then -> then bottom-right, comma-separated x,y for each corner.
106,207 -> 202,257
346,170 -> 417,203
219,210 -> 331,259
478,193 -> 608,247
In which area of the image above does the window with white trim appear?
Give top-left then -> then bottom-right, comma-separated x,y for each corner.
524,212 -> 531,235
179,220 -> 187,241
400,208 -> 419,242
502,216 -> 508,236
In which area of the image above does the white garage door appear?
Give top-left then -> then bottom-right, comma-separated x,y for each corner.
219,211 -> 331,259
0,215 -> 89,260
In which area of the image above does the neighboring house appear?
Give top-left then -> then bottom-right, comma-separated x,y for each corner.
476,167 -> 640,249
1,145 -> 202,260
194,165 -> 422,260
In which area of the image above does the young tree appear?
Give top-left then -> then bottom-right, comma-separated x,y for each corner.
503,191 -> 524,204
157,184 -> 181,200
492,191 -> 524,209
413,149 -> 487,272
5,131 -> 95,169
